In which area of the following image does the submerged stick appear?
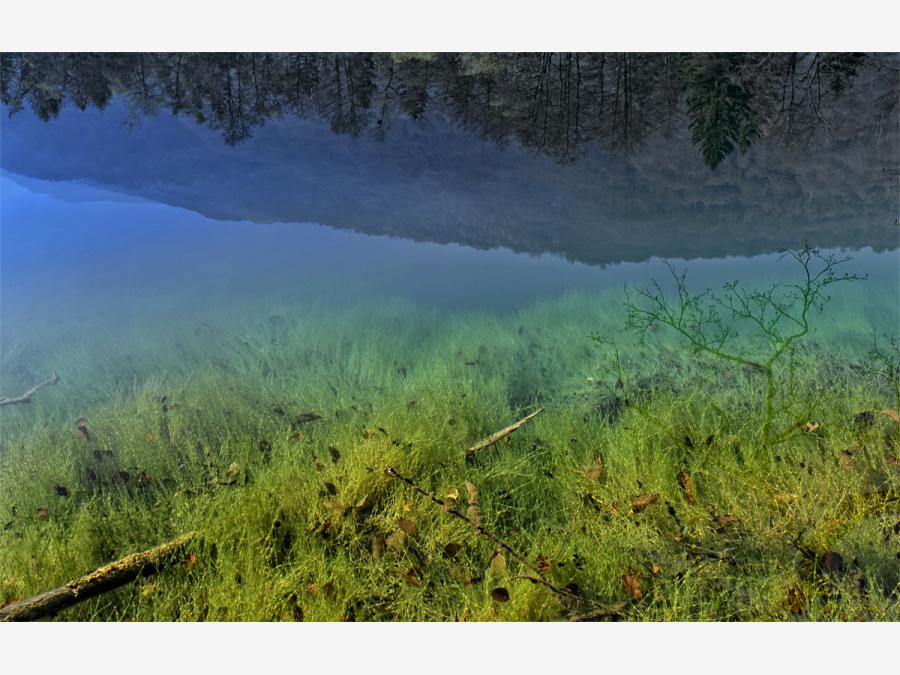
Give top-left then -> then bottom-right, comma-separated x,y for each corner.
386,466 -> 627,615
0,373 -> 60,407
466,407 -> 544,457
0,532 -> 195,622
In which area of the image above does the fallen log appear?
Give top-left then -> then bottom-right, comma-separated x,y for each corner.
0,532 -> 194,621
0,373 -> 60,407
466,407 -> 544,458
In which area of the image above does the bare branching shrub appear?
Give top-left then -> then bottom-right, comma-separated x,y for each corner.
623,246 -> 864,446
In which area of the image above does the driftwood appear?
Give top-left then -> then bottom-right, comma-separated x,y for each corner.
0,532 -> 194,621
466,407 -> 544,457
0,373 -> 60,407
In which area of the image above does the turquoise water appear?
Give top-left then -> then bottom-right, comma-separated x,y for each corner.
1,53 -> 898,424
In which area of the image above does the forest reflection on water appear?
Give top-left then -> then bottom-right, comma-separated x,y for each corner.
1,52 -> 898,266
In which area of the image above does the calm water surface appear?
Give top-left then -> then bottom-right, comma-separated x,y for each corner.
1,53 -> 898,409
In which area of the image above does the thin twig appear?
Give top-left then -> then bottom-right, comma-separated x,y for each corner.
386,465 -> 628,614
0,373 -> 60,407
466,407 -> 544,457
386,466 -> 539,574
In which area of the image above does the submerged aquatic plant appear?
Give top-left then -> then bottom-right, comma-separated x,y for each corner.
621,246 -> 865,447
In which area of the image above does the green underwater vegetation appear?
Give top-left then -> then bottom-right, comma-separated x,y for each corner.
1,250 -> 897,621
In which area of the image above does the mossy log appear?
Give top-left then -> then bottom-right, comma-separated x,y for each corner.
0,532 -> 194,622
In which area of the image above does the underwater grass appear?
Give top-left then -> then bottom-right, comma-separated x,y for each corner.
0,287 -> 898,621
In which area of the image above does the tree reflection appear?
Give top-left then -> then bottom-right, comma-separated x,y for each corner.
2,52 -> 897,168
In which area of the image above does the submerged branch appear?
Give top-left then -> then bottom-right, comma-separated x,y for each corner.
386,465 -> 629,616
466,407 -> 544,458
0,373 -> 60,407
0,532 -> 195,622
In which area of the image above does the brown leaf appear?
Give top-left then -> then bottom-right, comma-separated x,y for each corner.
322,581 -> 335,598
631,493 -> 659,513
466,504 -> 481,528
839,451 -> 855,472
444,542 -> 462,558
397,518 -> 418,536
651,563 -> 661,575
449,565 -> 472,586
386,531 -> 407,552
401,568 -> 421,587
820,551 -> 845,575
75,418 -> 91,442
144,433 -> 157,443
294,413 -> 322,426
536,554 -> 552,574
371,536 -> 385,561
800,421 -> 821,433
786,586 -> 806,614
183,553 -> 197,571
677,471 -> 696,505
713,514 -> 739,531
290,431 -> 305,441
465,480 -> 478,505
36,508 -> 49,519
621,569 -> 643,599
584,453 -> 605,481
490,587 -> 510,603
362,428 -> 376,440
881,409 -> 900,424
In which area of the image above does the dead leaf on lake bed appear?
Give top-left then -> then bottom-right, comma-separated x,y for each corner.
445,487 -> 459,503
401,568 -> 422,587
786,586 -> 806,614
489,551 -> 507,576
371,536 -> 385,561
713,514 -> 739,531
386,531 -> 407,552
677,471 -> 696,505
583,453 -> 604,481
397,518 -> 418,536
820,551 -> 845,575
536,554 -> 552,574
490,587 -> 510,603
444,542 -> 462,558
631,493 -> 659,513
621,569 -> 643,599
466,504 -> 481,528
